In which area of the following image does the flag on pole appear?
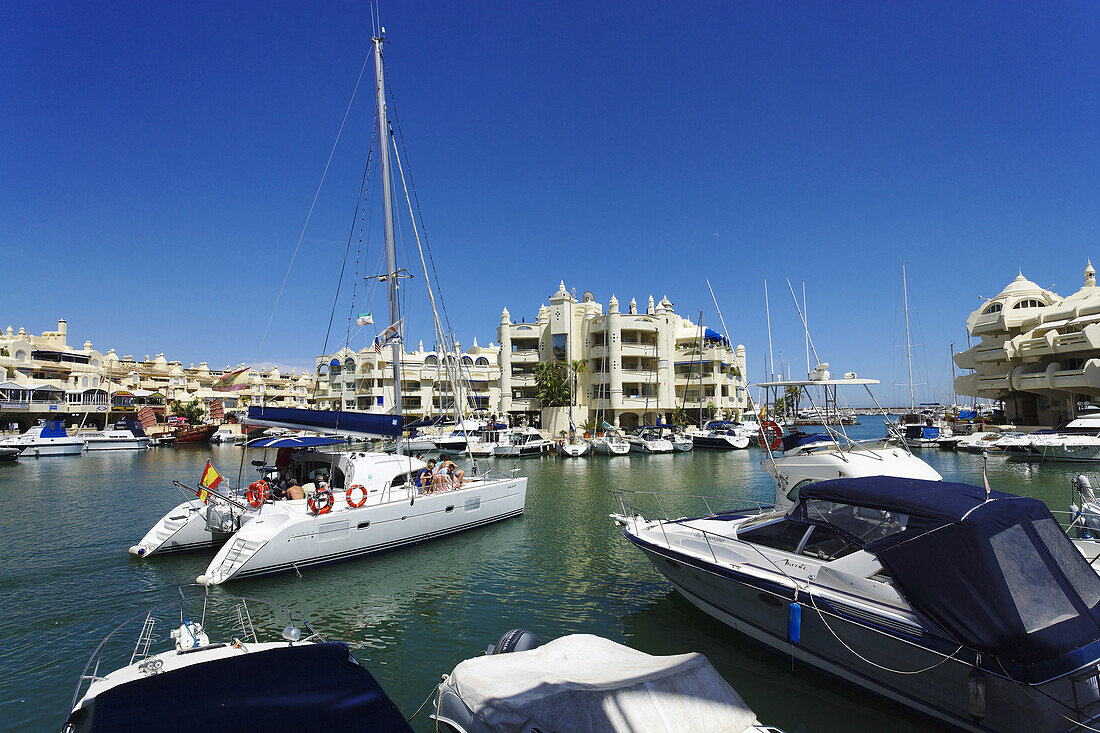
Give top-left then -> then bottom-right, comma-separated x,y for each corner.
378,318 -> 403,348
198,460 -> 223,503
374,338 -> 382,356
758,404 -> 767,422
357,312 -> 374,326
213,366 -> 251,392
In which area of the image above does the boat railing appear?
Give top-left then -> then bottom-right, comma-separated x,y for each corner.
613,490 -> 817,588
70,585 -> 325,712
612,488 -> 771,526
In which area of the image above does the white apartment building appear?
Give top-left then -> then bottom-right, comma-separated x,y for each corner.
313,340 -> 502,419
499,281 -> 748,429
0,319 -> 314,429
954,261 -> 1100,426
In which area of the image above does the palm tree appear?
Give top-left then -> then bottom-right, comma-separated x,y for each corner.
569,359 -> 588,406
533,361 -> 569,407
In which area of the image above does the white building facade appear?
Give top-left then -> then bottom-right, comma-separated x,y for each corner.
954,261 -> 1100,426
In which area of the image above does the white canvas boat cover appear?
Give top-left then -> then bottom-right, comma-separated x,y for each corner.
444,634 -> 759,732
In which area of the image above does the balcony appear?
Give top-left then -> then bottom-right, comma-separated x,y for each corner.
510,349 -> 539,363
620,343 -> 657,357
973,340 -> 1013,363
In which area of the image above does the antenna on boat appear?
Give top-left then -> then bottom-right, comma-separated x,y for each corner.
902,260 -> 915,411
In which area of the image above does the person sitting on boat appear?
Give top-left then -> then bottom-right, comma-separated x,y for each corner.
436,455 -> 464,489
301,469 -> 329,497
416,460 -> 436,491
285,479 -> 305,501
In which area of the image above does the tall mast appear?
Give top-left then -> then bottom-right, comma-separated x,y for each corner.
902,260 -> 914,410
374,30 -> 402,415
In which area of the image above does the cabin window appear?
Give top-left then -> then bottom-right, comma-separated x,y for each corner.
1032,517 -> 1100,608
991,523 -> 1077,633
390,472 -> 411,488
803,500 -> 908,545
799,526 -> 859,561
786,479 -> 813,503
738,519 -> 811,553
329,467 -> 345,490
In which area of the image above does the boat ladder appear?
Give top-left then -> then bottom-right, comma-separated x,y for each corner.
128,614 -> 158,665
232,602 -> 259,643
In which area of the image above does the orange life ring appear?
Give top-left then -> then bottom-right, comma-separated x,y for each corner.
308,489 -> 334,515
759,420 -> 783,451
246,480 -> 270,507
346,484 -> 368,508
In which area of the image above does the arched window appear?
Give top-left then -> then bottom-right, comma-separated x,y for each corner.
461,356 -> 474,366
344,357 -> 356,371
983,302 -> 1003,315
14,349 -> 27,362
475,356 -> 490,367
329,358 -> 341,377
1012,299 -> 1045,310
424,355 -> 439,367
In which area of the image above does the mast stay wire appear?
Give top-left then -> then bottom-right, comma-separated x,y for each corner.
253,49 -> 373,368
315,116 -> 377,412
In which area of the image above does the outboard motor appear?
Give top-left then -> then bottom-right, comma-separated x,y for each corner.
486,629 -> 538,656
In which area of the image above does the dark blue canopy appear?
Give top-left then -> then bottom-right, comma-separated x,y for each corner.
248,406 -> 402,438
115,417 -> 147,437
780,432 -> 830,451
41,420 -> 68,438
66,642 -> 412,732
797,477 -> 1100,682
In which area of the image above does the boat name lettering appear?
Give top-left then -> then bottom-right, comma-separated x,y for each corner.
781,558 -> 808,571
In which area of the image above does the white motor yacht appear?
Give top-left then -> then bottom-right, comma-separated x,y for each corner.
626,426 -> 673,454
83,418 -> 151,451
689,420 -> 752,450
758,377 -> 942,510
591,429 -> 631,455
493,426 -> 553,457
613,476 -> 1100,732
8,420 -> 84,457
433,630 -> 784,733
62,587 -> 411,733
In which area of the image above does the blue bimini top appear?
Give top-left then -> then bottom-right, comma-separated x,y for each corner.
796,477 -> 1100,682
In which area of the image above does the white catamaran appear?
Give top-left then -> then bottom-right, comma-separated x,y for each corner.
190,29 -> 526,584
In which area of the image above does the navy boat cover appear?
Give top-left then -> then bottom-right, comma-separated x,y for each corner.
246,435 -> 348,448
798,477 -> 1100,682
114,418 -> 147,437
42,420 -> 69,438
70,642 -> 411,733
248,406 -> 403,438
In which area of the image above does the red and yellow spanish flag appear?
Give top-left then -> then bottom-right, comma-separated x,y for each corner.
197,460 -> 223,503
758,404 -> 767,422
213,366 -> 251,392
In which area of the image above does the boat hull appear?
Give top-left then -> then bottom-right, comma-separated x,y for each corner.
627,532 -> 1096,733
19,439 -> 83,457
173,425 -> 218,444
199,477 -> 527,584
591,439 -> 630,455
130,499 -> 238,556
84,437 -> 150,451
692,434 -> 750,450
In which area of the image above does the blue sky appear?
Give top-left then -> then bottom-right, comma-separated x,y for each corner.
3,1 -> 1098,406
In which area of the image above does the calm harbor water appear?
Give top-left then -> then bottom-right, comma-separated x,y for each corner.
0,421 -> 1089,732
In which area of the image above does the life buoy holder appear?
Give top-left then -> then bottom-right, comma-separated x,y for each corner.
246,480 -> 270,507
759,420 -> 783,451
346,484 -> 368,508
309,489 -> 334,515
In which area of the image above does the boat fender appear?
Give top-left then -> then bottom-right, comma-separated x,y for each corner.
346,484 -> 368,508
967,667 -> 986,723
488,629 -> 538,656
246,481 -> 270,507
308,489 -> 333,515
787,602 -> 802,644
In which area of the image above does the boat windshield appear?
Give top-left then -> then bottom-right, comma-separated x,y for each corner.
803,499 -> 908,546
